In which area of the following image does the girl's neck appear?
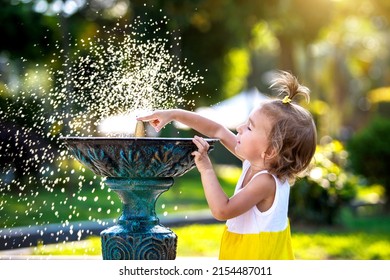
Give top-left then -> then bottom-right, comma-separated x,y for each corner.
241,162 -> 267,189
247,161 -> 268,174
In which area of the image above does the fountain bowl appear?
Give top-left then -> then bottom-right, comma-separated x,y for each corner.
60,137 -> 218,178
60,136 -> 219,260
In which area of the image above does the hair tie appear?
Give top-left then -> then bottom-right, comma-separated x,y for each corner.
282,95 -> 292,104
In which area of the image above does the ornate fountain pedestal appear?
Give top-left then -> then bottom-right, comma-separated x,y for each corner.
60,137 -> 217,260
101,177 -> 176,260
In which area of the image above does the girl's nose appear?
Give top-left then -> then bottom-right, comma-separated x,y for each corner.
236,123 -> 243,133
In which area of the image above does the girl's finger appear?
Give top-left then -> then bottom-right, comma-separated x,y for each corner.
194,135 -> 207,145
191,151 -> 199,157
192,137 -> 206,151
136,115 -> 155,121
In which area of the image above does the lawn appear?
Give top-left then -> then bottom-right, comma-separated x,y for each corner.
30,212 -> 390,259
2,165 -> 390,259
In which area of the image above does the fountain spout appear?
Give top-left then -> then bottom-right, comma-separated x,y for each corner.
135,121 -> 146,137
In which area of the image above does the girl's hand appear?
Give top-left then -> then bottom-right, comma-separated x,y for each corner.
136,110 -> 173,132
192,135 -> 213,173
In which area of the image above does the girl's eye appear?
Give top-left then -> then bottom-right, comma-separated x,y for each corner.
247,126 -> 252,131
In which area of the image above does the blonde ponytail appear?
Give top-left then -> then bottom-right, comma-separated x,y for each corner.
269,71 -> 310,103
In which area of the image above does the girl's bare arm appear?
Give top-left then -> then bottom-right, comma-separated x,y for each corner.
137,109 -> 239,158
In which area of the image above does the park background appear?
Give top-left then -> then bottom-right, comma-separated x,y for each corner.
0,0 -> 390,259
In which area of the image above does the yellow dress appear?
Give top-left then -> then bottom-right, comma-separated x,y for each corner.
218,161 -> 295,260
219,222 -> 294,260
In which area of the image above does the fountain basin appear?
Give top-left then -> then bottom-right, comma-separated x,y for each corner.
60,137 -> 218,178
60,136 -> 218,260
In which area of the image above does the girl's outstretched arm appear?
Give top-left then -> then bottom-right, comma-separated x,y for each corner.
137,109 -> 239,158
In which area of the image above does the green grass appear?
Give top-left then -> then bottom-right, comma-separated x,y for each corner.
32,224 -> 224,258
29,207 -> 390,260
292,231 -> 390,260
31,215 -> 390,259
2,165 -> 390,259
291,210 -> 390,260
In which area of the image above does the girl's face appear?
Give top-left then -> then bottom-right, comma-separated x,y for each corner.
235,106 -> 273,165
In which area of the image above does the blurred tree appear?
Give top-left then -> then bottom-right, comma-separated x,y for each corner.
347,117 -> 390,211
128,0 -> 268,106
306,0 -> 390,139
2,0 -> 390,139
0,0 -> 272,106
0,0 -> 57,60
261,0 -> 333,73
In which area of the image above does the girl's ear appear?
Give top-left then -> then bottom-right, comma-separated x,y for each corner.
264,146 -> 277,160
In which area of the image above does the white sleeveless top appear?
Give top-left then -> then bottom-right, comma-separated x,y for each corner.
226,160 -> 291,234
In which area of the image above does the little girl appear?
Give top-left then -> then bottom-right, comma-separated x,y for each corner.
137,71 -> 317,260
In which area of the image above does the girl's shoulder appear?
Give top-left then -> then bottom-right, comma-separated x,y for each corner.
250,171 -> 276,191
249,168 -> 290,199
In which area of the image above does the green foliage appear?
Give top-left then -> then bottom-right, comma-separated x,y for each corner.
223,48 -> 250,98
347,117 -> 390,209
289,140 -> 358,225
0,1 -> 57,60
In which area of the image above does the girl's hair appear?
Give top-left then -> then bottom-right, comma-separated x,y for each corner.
261,71 -> 317,182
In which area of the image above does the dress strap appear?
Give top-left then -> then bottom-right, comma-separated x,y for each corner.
249,170 -> 270,184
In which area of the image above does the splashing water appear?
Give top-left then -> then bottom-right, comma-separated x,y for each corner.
50,20 -> 201,137
0,16 -> 202,251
